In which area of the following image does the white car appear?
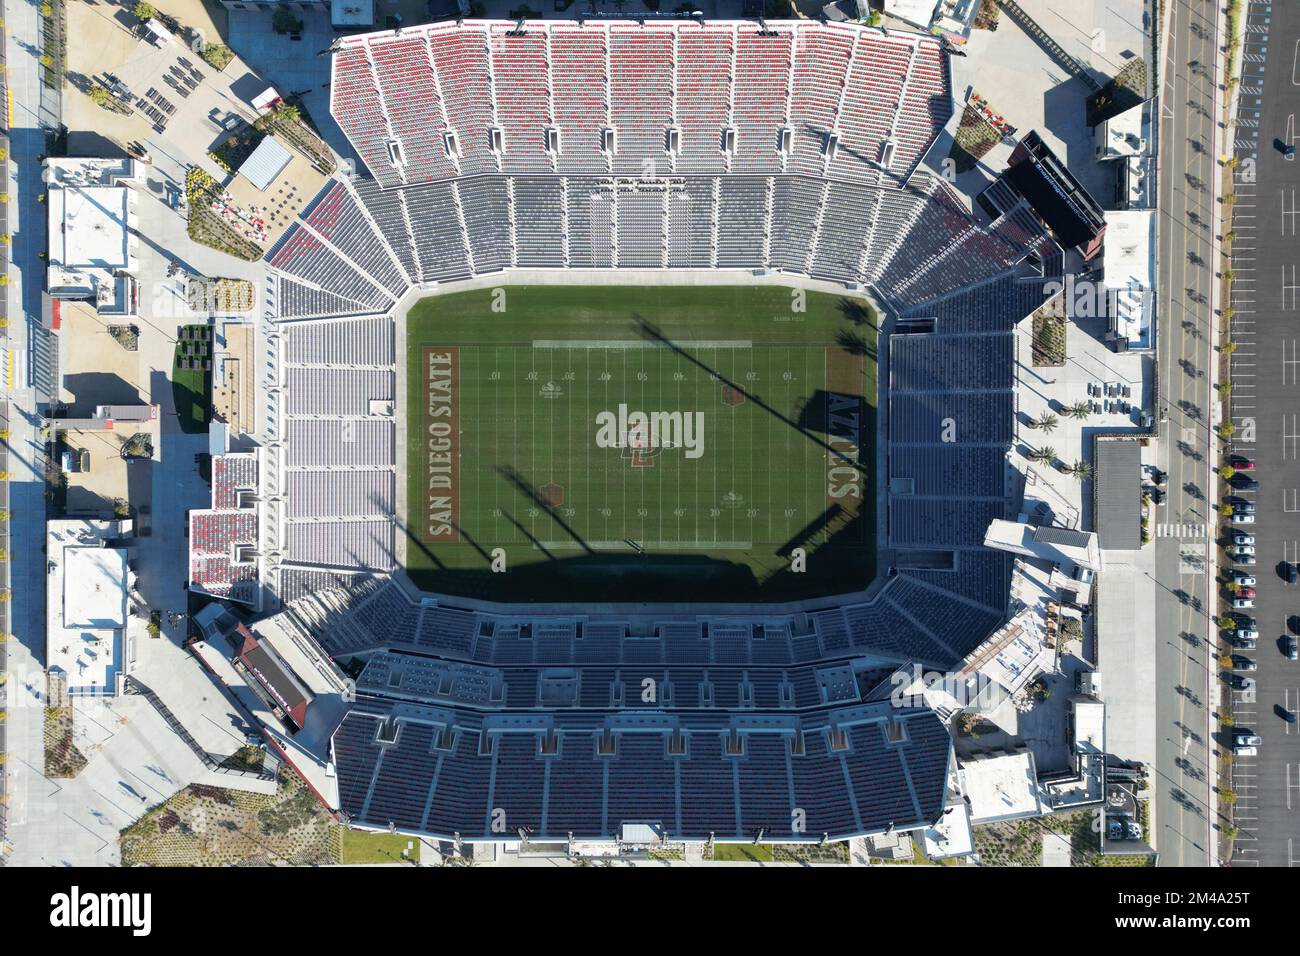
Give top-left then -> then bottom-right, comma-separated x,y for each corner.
1231,514 -> 1256,524
1234,745 -> 1258,757
1233,545 -> 1256,556
1234,733 -> 1263,747
1232,573 -> 1257,586
1233,533 -> 1256,546
1236,628 -> 1259,642
1232,597 -> 1255,609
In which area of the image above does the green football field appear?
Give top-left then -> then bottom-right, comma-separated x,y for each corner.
404,285 -> 877,602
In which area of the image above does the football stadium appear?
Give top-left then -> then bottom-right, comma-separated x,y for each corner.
404,284 -> 876,601
218,17 -> 1065,847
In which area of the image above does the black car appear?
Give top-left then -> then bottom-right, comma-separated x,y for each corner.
1230,474 -> 1261,491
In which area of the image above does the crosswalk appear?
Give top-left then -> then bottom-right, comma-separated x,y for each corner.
1155,523 -> 1209,539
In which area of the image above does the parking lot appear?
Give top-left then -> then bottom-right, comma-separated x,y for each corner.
1222,0 -> 1300,867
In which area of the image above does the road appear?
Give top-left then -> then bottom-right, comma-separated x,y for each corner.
1,0 -> 58,861
1222,0 -> 1300,868
1151,0 -> 1224,867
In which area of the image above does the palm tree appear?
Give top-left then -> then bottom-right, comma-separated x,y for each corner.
1038,413 -> 1059,435
1071,460 -> 1092,482
1067,401 -> 1090,420
1030,446 -> 1056,465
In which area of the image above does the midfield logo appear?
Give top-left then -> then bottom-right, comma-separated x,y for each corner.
594,403 -> 705,460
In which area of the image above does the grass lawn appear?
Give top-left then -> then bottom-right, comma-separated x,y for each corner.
712,843 -> 775,863
405,285 -> 878,602
172,325 -> 212,434
338,828 -> 417,865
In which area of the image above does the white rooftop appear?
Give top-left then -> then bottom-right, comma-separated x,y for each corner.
984,518 -> 1103,574
49,186 -> 131,270
884,0 -> 940,29
1072,697 -> 1106,755
921,800 -> 974,858
1096,101 -> 1146,159
64,546 -> 127,628
1104,209 -> 1155,347
46,519 -> 131,695
960,751 -> 1044,825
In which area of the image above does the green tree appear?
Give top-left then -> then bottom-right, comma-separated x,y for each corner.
1071,461 -> 1092,482
133,2 -> 157,21
1038,413 -> 1059,435
1067,400 -> 1091,420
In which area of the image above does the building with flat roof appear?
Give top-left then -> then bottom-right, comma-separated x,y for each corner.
44,157 -> 140,315
1094,439 -> 1142,551
46,518 -> 132,695
984,518 -> 1103,574
1103,210 -> 1155,349
958,750 -> 1045,825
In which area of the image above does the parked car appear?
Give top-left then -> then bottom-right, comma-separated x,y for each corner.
1231,475 -> 1261,492
1237,501 -> 1257,513
1234,545 -> 1257,557
1234,745 -> 1258,757
1233,631 -> 1258,650
1233,533 -> 1256,546
1234,554 -> 1256,566
1285,636 -> 1299,661
1235,733 -> 1263,747
1232,655 -> 1257,672
1236,586 -> 1257,599
1231,514 -> 1256,524
1233,597 -> 1255,609
1232,573 -> 1257,586
1230,455 -> 1255,471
